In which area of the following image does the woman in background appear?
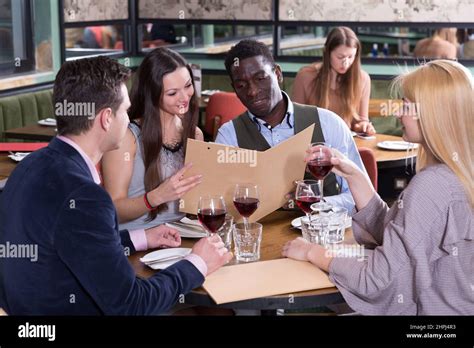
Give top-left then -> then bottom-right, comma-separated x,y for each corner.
293,27 -> 375,135
102,48 -> 203,231
284,60 -> 473,315
413,28 -> 458,60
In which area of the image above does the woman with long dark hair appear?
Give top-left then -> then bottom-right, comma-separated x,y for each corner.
293,27 -> 375,135
102,47 -> 203,230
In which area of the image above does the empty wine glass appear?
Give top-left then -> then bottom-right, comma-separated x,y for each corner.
306,142 -> 334,212
197,195 -> 227,237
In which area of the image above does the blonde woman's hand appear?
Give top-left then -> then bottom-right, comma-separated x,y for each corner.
328,148 -> 363,180
147,163 -> 202,207
282,237 -> 312,261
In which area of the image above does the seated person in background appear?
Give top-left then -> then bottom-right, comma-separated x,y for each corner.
215,39 -> 368,213
102,48 -> 203,231
0,56 -> 231,315
413,28 -> 458,60
459,29 -> 474,59
283,60 -> 474,315
151,24 -> 178,44
83,26 -> 117,49
292,27 -> 375,135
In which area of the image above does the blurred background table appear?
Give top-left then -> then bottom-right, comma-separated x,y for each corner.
354,133 -> 417,169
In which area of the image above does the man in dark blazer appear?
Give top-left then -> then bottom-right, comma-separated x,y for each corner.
0,56 -> 232,315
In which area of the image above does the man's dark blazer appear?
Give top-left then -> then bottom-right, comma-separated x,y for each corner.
0,137 -> 203,315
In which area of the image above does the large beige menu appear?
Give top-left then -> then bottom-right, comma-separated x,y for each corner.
203,258 -> 334,305
180,125 -> 314,222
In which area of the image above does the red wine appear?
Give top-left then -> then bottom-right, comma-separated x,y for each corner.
296,196 -> 320,213
198,208 -> 226,233
307,161 -> 333,180
233,197 -> 260,217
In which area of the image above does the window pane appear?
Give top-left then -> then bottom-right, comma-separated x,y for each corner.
140,23 -> 273,55
65,25 -> 126,60
0,0 -> 13,65
279,25 -> 474,60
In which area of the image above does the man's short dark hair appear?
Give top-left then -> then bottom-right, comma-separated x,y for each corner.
224,39 -> 275,79
53,56 -> 131,136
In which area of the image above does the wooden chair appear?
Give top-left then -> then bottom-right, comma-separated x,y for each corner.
358,147 -> 378,191
204,92 -> 247,140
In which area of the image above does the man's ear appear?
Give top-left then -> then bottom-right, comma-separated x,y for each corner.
274,64 -> 283,84
97,107 -> 113,131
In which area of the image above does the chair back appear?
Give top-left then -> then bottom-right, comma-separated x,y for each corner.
358,147 -> 378,191
204,92 -> 246,140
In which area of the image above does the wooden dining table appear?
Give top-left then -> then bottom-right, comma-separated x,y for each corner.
129,210 -> 357,311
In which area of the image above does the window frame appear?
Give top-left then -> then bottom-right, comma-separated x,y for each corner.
0,0 -> 35,76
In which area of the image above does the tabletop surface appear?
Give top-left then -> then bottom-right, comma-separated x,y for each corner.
354,133 -> 417,164
128,210 -> 357,309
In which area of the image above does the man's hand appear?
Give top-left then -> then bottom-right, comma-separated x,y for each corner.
192,234 -> 233,276
145,225 -> 181,249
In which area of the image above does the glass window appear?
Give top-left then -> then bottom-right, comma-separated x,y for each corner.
0,0 -> 34,77
278,25 -> 474,60
139,23 -> 273,55
65,25 -> 126,60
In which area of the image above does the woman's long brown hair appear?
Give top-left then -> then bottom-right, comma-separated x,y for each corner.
128,48 -> 198,221
310,27 -> 362,124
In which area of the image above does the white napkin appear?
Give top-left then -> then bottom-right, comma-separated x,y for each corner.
166,217 -> 206,238
8,152 -> 30,162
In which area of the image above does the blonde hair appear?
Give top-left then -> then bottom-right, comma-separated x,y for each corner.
392,60 -> 473,207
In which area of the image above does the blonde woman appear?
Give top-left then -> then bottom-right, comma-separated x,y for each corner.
292,27 -> 375,135
283,60 -> 473,315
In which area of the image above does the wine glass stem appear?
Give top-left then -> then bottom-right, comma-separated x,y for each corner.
307,212 -> 312,223
243,217 -> 249,230
318,179 -> 324,204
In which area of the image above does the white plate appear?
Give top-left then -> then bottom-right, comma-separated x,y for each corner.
351,131 -> 357,137
376,141 -> 418,151
8,152 -> 30,162
291,215 -> 352,230
140,248 -> 191,270
38,118 -> 57,127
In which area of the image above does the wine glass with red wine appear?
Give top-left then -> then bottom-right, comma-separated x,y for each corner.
295,180 -> 320,222
197,195 -> 227,237
306,142 -> 334,212
233,183 -> 259,227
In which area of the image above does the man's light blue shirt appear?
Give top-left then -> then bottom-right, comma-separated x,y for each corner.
214,92 -> 368,213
